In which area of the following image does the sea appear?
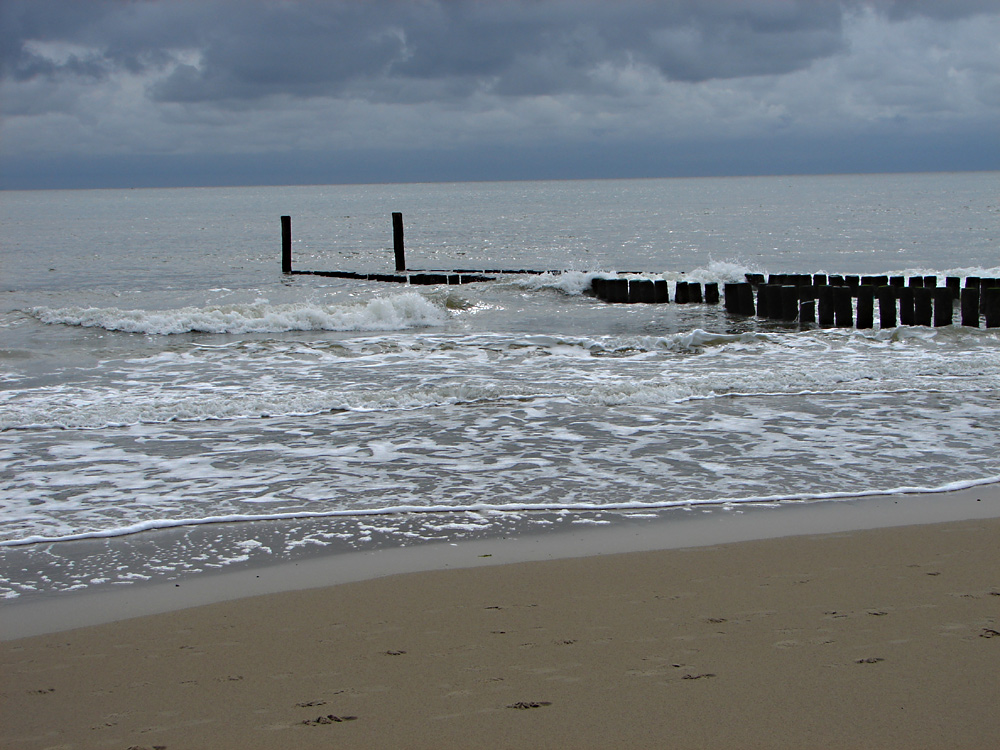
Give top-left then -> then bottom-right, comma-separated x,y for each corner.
2,172 -> 999,603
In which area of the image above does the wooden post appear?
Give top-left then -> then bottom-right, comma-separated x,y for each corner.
392,212 -> 405,272
961,287 -> 980,327
913,287 -> 933,325
704,282 -> 719,304
899,288 -> 915,326
933,288 -> 953,327
856,286 -> 875,329
834,286 -> 853,327
878,286 -> 897,329
818,286 -> 835,327
675,281 -> 690,304
281,215 -> 292,273
724,283 -> 739,313
985,287 -> 1000,328
654,279 -> 670,303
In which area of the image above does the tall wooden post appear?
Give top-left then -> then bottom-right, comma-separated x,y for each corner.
392,212 -> 406,272
914,287 -> 933,326
985,287 -> 1000,328
961,287 -> 980,327
856,286 -> 875,329
818,286 -> 835,327
878,286 -> 897,329
281,215 -> 292,273
834,287 -> 853,327
933,288 -> 954,327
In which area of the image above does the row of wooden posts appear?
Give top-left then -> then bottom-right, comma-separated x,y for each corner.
592,272 -> 1000,328
726,274 -> 1000,328
282,215 -> 999,328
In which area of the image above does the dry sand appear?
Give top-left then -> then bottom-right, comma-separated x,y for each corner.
3,514 -> 1000,749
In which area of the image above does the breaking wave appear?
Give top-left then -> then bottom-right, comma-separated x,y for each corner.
28,293 -> 449,335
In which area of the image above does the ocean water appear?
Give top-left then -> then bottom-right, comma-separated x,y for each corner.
2,173 -> 999,600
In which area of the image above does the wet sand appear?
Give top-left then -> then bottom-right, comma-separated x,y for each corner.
3,496 -> 1000,749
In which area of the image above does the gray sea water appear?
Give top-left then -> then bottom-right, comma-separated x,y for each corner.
1,173 -> 999,600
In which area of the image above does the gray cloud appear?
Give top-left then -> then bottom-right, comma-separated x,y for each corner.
1,0 -> 999,187
2,1 -> 852,103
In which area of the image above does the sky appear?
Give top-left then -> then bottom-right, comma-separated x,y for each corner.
2,0 -> 999,189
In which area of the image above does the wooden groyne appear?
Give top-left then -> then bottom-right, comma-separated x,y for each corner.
724,274 -> 1000,329
282,214 -> 563,285
281,215 -> 999,327
584,272 -> 998,328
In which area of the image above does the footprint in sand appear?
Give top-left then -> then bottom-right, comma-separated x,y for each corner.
507,701 -> 552,709
302,714 -> 357,725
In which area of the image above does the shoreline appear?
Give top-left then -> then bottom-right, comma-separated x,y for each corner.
3,484 -> 999,640
3,496 -> 999,748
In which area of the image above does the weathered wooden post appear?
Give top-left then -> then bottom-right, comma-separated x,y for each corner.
985,287 -> 1000,328
913,287 -> 933,326
654,279 -> 670,303
899,288 -> 915,326
818,286 -> 835,327
933,288 -> 953,326
878,286 -> 897,328
675,281 -> 690,304
961,287 -> 980,327
392,212 -> 406,272
724,283 -> 739,313
856,286 -> 875,329
983,279 -> 999,314
704,282 -> 719,304
689,282 -> 703,303
281,215 -> 292,273
834,286 -> 853,327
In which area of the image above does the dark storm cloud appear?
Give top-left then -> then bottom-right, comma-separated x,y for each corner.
0,1 -> 864,104
3,1 -> 1000,188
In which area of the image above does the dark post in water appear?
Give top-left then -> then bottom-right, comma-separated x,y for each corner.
392,212 -> 406,272
281,215 -> 292,274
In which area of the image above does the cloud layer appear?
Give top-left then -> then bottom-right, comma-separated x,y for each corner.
2,0 -> 999,187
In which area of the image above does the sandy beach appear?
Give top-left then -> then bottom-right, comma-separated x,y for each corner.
3,493 -> 1000,749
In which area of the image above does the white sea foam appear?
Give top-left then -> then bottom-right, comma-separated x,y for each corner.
5,474 -> 1000,548
27,293 -> 448,334
3,173 -> 1000,595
